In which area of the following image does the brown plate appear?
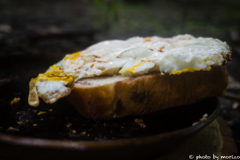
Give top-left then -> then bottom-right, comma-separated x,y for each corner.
0,74 -> 220,160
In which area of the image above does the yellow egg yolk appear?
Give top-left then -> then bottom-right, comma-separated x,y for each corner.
33,65 -> 75,85
64,51 -> 82,61
120,60 -> 149,74
170,67 -> 211,75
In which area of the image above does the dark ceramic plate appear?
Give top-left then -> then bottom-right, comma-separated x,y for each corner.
0,74 -> 220,160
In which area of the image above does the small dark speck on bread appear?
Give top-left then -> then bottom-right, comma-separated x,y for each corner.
115,99 -> 123,114
132,92 -> 146,103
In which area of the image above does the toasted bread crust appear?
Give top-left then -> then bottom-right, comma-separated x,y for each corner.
67,66 -> 228,120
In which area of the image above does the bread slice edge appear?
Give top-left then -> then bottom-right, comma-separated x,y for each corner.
67,66 -> 228,120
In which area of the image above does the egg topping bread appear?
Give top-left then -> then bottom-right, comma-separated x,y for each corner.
28,34 -> 232,120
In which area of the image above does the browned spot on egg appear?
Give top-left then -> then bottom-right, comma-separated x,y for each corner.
179,37 -> 192,40
93,55 -> 100,58
90,64 -> 94,68
97,66 -> 106,71
145,38 -> 151,42
159,46 -> 165,52
97,61 -> 107,63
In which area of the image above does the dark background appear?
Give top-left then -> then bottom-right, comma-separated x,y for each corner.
0,0 -> 240,154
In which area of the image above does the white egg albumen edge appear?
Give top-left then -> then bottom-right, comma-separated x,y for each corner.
59,34 -> 230,81
36,80 -> 71,104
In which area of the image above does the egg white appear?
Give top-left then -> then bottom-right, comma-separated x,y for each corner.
59,34 -> 230,80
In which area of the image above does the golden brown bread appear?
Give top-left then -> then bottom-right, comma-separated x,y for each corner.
67,65 -> 228,120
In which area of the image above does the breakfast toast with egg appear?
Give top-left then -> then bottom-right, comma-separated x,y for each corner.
28,34 -> 232,120
67,65 -> 228,120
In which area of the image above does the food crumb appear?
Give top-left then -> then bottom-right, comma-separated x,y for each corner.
87,134 -> 90,136
48,109 -> 53,112
40,118 -> 44,121
134,118 -> 146,128
10,97 -> 20,104
103,122 -> 107,127
192,113 -> 209,126
17,121 -> 23,125
72,130 -> 76,134
66,122 -> 72,128
81,131 -> 86,135
7,127 -> 19,131
134,118 -> 139,123
192,122 -> 198,126
122,126 -> 124,129
33,123 -> 38,127
199,113 -> 208,122
37,111 -> 47,115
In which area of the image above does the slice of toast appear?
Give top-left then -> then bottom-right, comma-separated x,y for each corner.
67,65 -> 228,120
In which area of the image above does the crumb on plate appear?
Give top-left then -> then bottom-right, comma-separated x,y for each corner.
66,122 -> 72,128
10,97 -> 20,104
72,130 -> 76,134
134,118 -> 147,128
37,111 -> 47,115
7,127 -> 19,131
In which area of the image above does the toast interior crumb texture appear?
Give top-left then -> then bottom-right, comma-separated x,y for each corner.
67,66 -> 228,120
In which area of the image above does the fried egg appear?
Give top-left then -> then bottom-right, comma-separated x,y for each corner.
28,34 -> 231,107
